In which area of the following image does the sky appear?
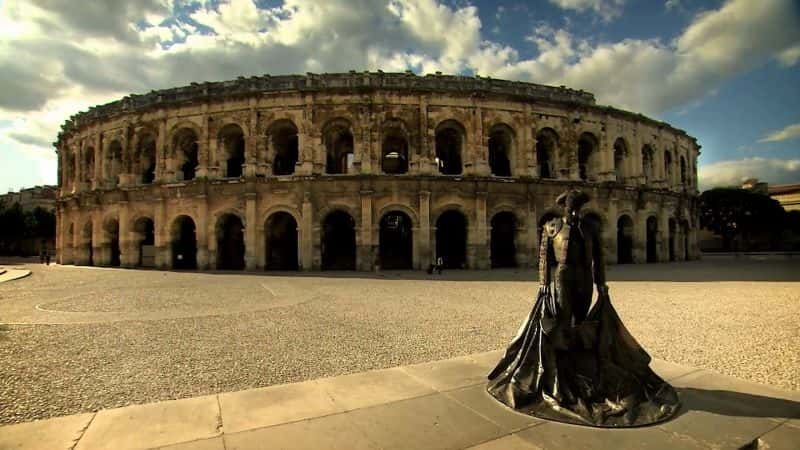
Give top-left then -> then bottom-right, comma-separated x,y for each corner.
0,0 -> 798,193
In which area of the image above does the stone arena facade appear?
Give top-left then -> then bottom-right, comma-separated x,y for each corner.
54,72 -> 701,271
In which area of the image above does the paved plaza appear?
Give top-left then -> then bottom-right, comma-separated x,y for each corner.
1,256 -> 799,437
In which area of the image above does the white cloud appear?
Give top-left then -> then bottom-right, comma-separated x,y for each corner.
1,0 -> 799,192
698,158 -> 800,189
548,0 -> 626,21
758,123 -> 800,143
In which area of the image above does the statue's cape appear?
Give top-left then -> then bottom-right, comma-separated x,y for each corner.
487,287 -> 680,427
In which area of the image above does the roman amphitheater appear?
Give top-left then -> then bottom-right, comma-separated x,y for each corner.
54,72 -> 700,271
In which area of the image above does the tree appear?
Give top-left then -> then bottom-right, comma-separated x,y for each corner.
699,188 -> 786,251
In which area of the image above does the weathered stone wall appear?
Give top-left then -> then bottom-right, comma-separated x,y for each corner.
54,72 -> 701,271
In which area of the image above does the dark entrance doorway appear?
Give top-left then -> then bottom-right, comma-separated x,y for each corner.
490,212 -> 517,268
322,211 -> 356,270
106,219 -> 121,267
83,221 -> 93,266
436,210 -> 467,269
617,215 -> 634,264
134,217 -> 155,267
646,216 -> 658,263
265,212 -> 298,270
172,216 -> 197,269
217,214 -> 245,270
379,212 -> 413,269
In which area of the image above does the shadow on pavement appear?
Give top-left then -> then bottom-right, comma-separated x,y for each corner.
674,387 -> 800,419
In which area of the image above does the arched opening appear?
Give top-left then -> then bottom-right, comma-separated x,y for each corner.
642,145 -> 655,184
271,121 -> 299,176
490,211 -> 517,268
82,221 -> 93,266
664,151 -> 673,185
107,140 -> 123,187
379,211 -> 413,269
171,215 -> 197,269
173,128 -> 199,181
265,212 -> 298,270
104,218 -> 121,267
613,138 -> 628,182
536,128 -> 557,179
680,156 -> 687,186
219,124 -> 245,178
488,125 -> 513,177
435,210 -> 467,269
136,132 -> 157,184
134,217 -> 155,267
577,132 -> 599,181
617,215 -> 634,264
381,126 -> 409,174
646,216 -> 658,263
681,220 -> 690,261
84,147 -> 95,184
217,214 -> 245,270
435,121 -> 464,175
324,121 -> 354,174
321,210 -> 356,270
668,218 -> 676,262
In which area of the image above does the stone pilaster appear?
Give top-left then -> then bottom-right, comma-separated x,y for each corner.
245,192 -> 257,270
417,190 -> 431,269
301,193 -> 314,270
358,191 -> 373,271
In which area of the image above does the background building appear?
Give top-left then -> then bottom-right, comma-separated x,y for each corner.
54,72 -> 701,271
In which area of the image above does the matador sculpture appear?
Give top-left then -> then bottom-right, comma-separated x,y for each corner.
487,189 -> 680,427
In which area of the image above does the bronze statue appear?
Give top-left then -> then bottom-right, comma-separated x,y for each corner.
487,189 -> 680,427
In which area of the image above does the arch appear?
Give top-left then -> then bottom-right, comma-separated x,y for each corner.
265,211 -> 298,270
668,217 -> 677,262
381,120 -> 409,174
490,211 -> 517,268
646,215 -> 658,263
379,210 -> 413,269
488,123 -> 514,177
106,139 -> 124,188
321,210 -> 356,270
613,137 -> 628,181
218,123 -> 245,178
171,127 -> 199,181
171,215 -> 197,269
83,146 -> 95,183
82,220 -> 94,266
617,214 -> 634,264
577,132 -> 599,181
680,155 -> 687,186
134,130 -> 157,184
103,217 -> 121,267
435,119 -> 465,175
216,213 -> 245,270
269,119 -> 299,176
435,209 -> 467,269
323,118 -> 354,174
536,128 -> 558,179
133,216 -> 155,267
377,203 -> 419,228
642,144 -> 655,184
664,150 -> 673,185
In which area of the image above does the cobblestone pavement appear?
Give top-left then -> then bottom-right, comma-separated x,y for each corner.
1,257 -> 798,425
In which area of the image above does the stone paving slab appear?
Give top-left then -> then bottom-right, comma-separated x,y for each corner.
74,395 -> 221,450
0,412 -> 93,450
1,350 -> 798,450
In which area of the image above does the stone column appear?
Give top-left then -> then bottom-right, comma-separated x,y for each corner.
92,209 -> 105,266
156,120 -> 168,183
659,213 -> 669,262
154,197 -> 168,268
206,210 -> 217,270
244,104 -> 258,177
527,201 -> 539,269
197,116 -> 210,178
119,201 -> 132,267
196,195 -> 209,269
528,133 -> 539,178
633,210 -> 647,264
245,193 -> 257,270
72,209 -> 82,265
93,134 -> 102,190
358,191 -> 373,271
301,193 -> 314,271
417,190 -> 431,269
472,191 -> 489,269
